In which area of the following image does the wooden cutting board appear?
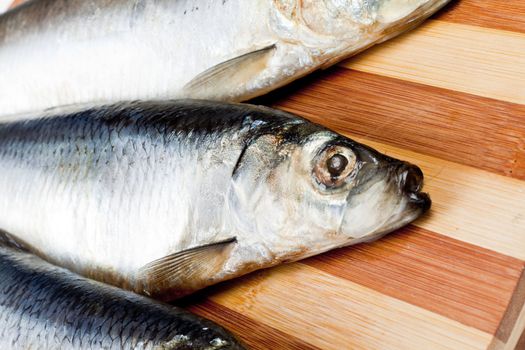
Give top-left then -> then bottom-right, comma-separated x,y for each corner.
5,1 -> 525,349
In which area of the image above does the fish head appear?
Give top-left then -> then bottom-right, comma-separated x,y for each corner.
229,117 -> 430,265
314,0 -> 447,26
270,0 -> 450,62
274,0 -> 449,32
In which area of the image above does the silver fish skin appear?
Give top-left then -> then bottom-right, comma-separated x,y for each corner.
0,235 -> 245,350
0,0 -> 451,117
0,100 -> 430,300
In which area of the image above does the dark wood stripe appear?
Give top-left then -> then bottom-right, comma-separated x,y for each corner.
254,68 -> 525,179
302,225 -> 525,334
434,0 -> 525,34
184,299 -> 321,350
490,267 -> 525,346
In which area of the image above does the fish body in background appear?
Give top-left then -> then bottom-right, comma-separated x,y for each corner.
0,234 -> 245,350
0,0 -> 451,117
0,100 -> 430,300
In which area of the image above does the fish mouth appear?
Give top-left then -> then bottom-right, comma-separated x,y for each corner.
370,162 -> 431,241
407,191 -> 431,214
396,161 -> 431,214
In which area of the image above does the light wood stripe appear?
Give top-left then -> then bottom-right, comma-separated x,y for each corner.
516,326 -> 525,350
347,136 -> 525,261
205,264 -> 492,350
304,226 -> 524,334
269,68 -> 525,180
340,20 -> 525,105
435,1 -> 525,34
186,299 -> 322,350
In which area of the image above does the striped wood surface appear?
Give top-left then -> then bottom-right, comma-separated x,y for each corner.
5,1 -> 525,349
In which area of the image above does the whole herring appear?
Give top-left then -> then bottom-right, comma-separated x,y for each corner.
0,233 -> 245,350
0,0 -> 451,117
0,100 -> 430,300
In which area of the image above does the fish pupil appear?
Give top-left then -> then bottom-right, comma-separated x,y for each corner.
327,154 -> 348,177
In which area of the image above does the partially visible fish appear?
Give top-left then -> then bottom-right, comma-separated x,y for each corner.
0,233 -> 245,350
0,100 -> 430,300
0,0 -> 451,117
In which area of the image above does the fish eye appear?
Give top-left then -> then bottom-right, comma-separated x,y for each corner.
314,145 -> 356,188
327,154 -> 348,177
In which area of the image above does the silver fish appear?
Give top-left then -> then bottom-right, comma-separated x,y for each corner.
0,233 -> 245,350
0,0 -> 451,117
0,100 -> 430,299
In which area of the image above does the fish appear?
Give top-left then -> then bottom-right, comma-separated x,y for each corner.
0,100 -> 430,300
0,232 -> 246,350
0,0 -> 451,117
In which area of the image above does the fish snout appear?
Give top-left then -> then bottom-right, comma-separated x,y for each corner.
396,162 -> 431,213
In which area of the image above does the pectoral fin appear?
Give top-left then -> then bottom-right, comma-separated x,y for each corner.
138,237 -> 237,298
183,44 -> 276,98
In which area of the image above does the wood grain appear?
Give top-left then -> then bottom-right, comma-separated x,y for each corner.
516,327 -> 525,350
304,226 -> 524,335
435,0 -> 525,34
505,307 -> 525,350
340,20 -> 525,105
186,300 -> 321,350
201,264 -> 493,350
263,68 -> 525,179
490,269 -> 525,349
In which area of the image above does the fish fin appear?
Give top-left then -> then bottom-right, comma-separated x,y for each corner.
183,44 -> 276,97
138,237 -> 237,295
